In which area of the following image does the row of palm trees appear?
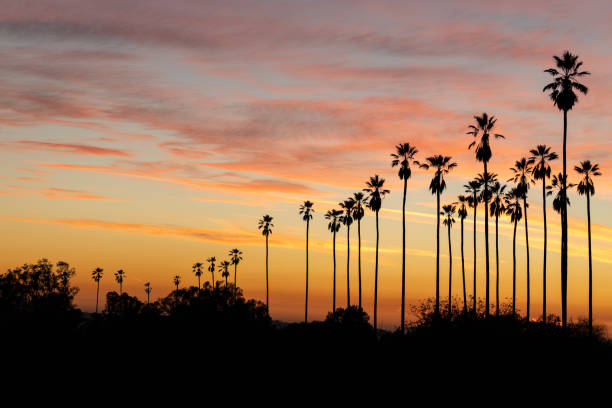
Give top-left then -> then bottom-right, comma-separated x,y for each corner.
257,51 -> 598,333
90,267 -> 155,310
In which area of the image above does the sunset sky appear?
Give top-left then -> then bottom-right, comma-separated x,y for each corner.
1,0 -> 611,329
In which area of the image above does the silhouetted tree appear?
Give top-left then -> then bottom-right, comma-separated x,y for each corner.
575,160 -> 601,335
391,142 -> 418,333
442,204 -> 456,315
114,269 -> 126,295
56,261 -> 76,297
221,260 -> 231,286
467,113 -> 504,317
505,188 -> 523,316
173,275 -> 181,292
192,262 -> 203,292
258,215 -> 274,308
351,192 -> 367,309
457,195 -> 469,314
325,209 -> 343,312
529,145 -> 558,322
229,248 -> 243,291
299,200 -> 314,322
464,178 -> 482,313
92,267 -> 103,314
364,175 -> 389,331
340,198 -> 355,308
543,51 -> 589,328
144,282 -> 152,304
207,257 -> 217,289
490,181 -> 506,316
509,158 -> 534,320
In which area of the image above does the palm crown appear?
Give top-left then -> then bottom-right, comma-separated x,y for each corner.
418,155 -> 457,195
351,192 -> 367,221
464,179 -> 482,208
504,188 -> 524,223
441,204 -> 456,227
258,215 -> 274,236
91,267 -> 103,282
114,269 -> 125,284
575,160 -> 601,196
547,173 -> 575,214
173,275 -> 181,286
467,113 -> 504,163
192,262 -> 203,277
457,195 -> 468,220
325,209 -> 343,233
229,248 -> 243,265
477,172 -> 497,202
529,145 -> 558,181
207,257 -> 216,273
489,181 -> 507,217
543,51 -> 590,111
299,201 -> 314,222
391,143 -> 418,180
508,158 -> 534,195
363,175 -> 389,212
339,198 -> 355,226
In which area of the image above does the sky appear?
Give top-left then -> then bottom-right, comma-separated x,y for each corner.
1,0 -> 611,329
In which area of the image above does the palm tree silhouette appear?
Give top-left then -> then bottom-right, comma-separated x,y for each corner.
258,215 -> 274,308
173,275 -> 181,292
351,192 -> 367,309
192,262 -> 203,292
509,158 -> 534,320
575,160 -> 601,335
91,267 -> 103,314
114,269 -> 126,295
543,51 -> 589,328
490,181 -> 506,316
467,113 -> 504,317
442,204 -> 456,315
207,257 -> 216,289
221,260 -> 231,286
457,195 -> 469,314
364,175 -> 389,331
325,209 -> 343,312
391,142 -> 418,333
529,145 -> 558,322
339,198 -> 355,308
144,282 -> 152,304
299,200 -> 314,323
418,155 -> 457,315
229,248 -> 243,297
505,187 -> 523,316
464,178 -> 482,314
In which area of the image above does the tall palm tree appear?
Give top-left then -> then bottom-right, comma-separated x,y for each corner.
418,155 -> 458,315
509,158 -> 534,320
457,195 -> 469,314
206,257 -> 216,289
258,215 -> 274,308
91,267 -> 103,314
351,192 -> 367,309
477,171 -> 497,315
391,142 -> 418,333
529,145 -> 558,322
464,178 -> 482,314
299,200 -> 314,323
325,209 -> 343,312
173,275 -> 181,292
192,262 -> 203,292
144,282 -> 152,304
364,175 -> 390,331
467,113 -> 504,317
489,181 -> 506,316
221,260 -> 231,286
505,188 -> 523,317
575,160 -> 601,335
229,248 -> 243,290
339,198 -> 355,308
442,204 -> 456,315
114,269 -> 126,295
543,51 -> 590,328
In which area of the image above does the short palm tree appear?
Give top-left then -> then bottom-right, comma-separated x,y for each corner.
299,200 -> 315,323
258,215 -> 274,308
464,178 -> 482,313
325,209 -> 343,312
529,145 -> 558,322
575,160 -> 601,334
467,113 -> 504,317
192,262 -> 203,291
418,155 -> 457,315
509,158 -> 534,320
207,256 -> 216,289
543,51 -> 590,328
91,267 -> 103,314
489,181 -> 506,316
442,204 -> 456,315
339,198 -> 355,308
351,192 -> 367,309
457,195 -> 469,314
221,260 -> 231,286
114,269 -> 126,295
229,248 -> 243,290
173,275 -> 181,291
144,282 -> 152,304
505,187 -> 523,316
364,175 -> 390,331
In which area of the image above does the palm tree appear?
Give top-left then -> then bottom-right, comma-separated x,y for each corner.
457,195 -> 469,314
505,188 -> 523,316
144,282 -> 152,304
229,248 -> 243,290
543,51 -> 590,328
364,175 -> 390,331
258,215 -> 274,308
489,181 -> 506,316
339,198 -> 355,308
91,267 -> 103,314
467,113 -> 504,317
325,209 -> 343,312
192,262 -> 203,292
529,145 -> 558,322
418,155 -> 458,315
299,200 -> 314,323
575,160 -> 601,334
207,257 -> 216,289
391,142 -> 418,333
442,204 -> 456,315
221,260 -> 231,286
351,192 -> 367,309
173,275 -> 181,291
464,178 -> 482,314
114,269 -> 126,295
509,158 -> 534,320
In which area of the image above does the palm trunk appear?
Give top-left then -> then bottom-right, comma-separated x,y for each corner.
524,196 -> 530,321
401,177 -> 407,332
495,212 -> 500,316
587,190 -> 593,335
461,217 -> 467,314
542,177 -> 547,323
374,210 -> 380,332
266,234 -> 269,309
234,263 -> 238,299
346,223 -> 351,308
333,228 -> 337,312
305,220 -> 309,323
225,274 -> 228,287
198,275 -> 201,292
95,280 -> 100,314
120,282 -> 122,296
561,109 -> 568,329
484,162 -> 490,317
472,193 -> 477,314
512,219 -> 517,316
435,191 -> 440,315
358,217 -> 362,310
448,223 -> 452,315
